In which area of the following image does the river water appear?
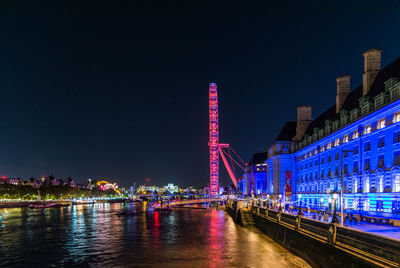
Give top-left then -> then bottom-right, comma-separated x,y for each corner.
0,203 -> 309,267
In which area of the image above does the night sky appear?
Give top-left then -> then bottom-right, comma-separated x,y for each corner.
0,1 -> 399,187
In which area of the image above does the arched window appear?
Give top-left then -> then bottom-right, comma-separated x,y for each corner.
393,174 -> 400,192
363,176 -> 369,193
353,177 -> 358,193
377,175 -> 384,192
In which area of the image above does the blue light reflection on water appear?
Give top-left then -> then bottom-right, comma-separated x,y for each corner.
0,203 -> 309,267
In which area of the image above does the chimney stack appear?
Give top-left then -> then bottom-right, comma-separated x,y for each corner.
363,48 -> 382,96
293,106 -> 312,141
336,75 -> 351,113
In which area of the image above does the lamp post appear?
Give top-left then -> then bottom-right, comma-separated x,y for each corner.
278,194 -> 282,211
298,194 -> 303,215
331,193 -> 339,223
341,149 -> 353,226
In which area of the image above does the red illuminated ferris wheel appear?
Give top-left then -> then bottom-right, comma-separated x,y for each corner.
208,83 -> 244,197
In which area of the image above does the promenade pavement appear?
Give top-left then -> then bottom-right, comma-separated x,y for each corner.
273,208 -> 400,241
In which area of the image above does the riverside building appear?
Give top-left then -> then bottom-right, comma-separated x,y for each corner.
240,49 -> 400,217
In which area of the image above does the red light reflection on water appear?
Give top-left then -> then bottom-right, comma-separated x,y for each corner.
154,211 -> 160,227
208,210 -> 225,267
152,211 -> 161,248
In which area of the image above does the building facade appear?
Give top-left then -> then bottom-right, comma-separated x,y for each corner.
240,49 -> 400,216
239,152 -> 268,195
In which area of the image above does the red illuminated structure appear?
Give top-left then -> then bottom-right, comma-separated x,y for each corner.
209,83 -> 243,197
209,83 -> 219,197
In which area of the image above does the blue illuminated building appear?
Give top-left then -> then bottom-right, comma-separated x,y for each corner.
239,152 -> 268,195
240,49 -> 400,217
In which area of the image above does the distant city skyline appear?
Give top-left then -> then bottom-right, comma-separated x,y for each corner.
0,1 -> 399,187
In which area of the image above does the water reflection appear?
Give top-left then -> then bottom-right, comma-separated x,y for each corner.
0,204 -> 309,267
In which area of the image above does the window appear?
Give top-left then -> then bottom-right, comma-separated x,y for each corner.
394,151 -> 400,166
364,159 -> 370,170
394,112 -> 400,123
362,105 -> 369,115
364,125 -> 371,134
353,178 -> 358,193
394,174 -> 400,192
343,135 -> 349,143
361,105 -> 369,115
305,163 -> 308,169
375,97 -> 383,108
334,139 -> 340,147
376,200 -> 384,212
315,160 -> 318,166
353,131 -> 359,139
353,161 -> 359,172
328,155 -> 332,162
327,142 -> 332,149
378,155 -> 385,168
335,152 -> 339,160
393,200 -> 400,214
310,162 -> 313,167
344,151 -> 348,157
377,176 -> 384,192
321,170 -> 324,178
394,132 -> 400,143
363,177 -> 369,193
321,158 -> 325,164
378,137 -> 385,148
344,164 -> 348,174
327,169 -> 332,178
378,119 -> 386,129
335,167 -> 339,176
364,142 -> 371,151
354,146 -> 359,155
351,110 -> 358,122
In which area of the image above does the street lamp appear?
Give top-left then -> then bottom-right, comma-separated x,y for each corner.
278,194 -> 282,211
267,194 -> 270,209
298,194 -> 303,215
331,193 -> 339,223
341,149 -> 353,226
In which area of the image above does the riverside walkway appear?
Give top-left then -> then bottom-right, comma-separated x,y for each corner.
286,209 -> 400,240
243,198 -> 400,241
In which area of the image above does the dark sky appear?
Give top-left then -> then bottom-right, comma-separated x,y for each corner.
0,1 -> 399,187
